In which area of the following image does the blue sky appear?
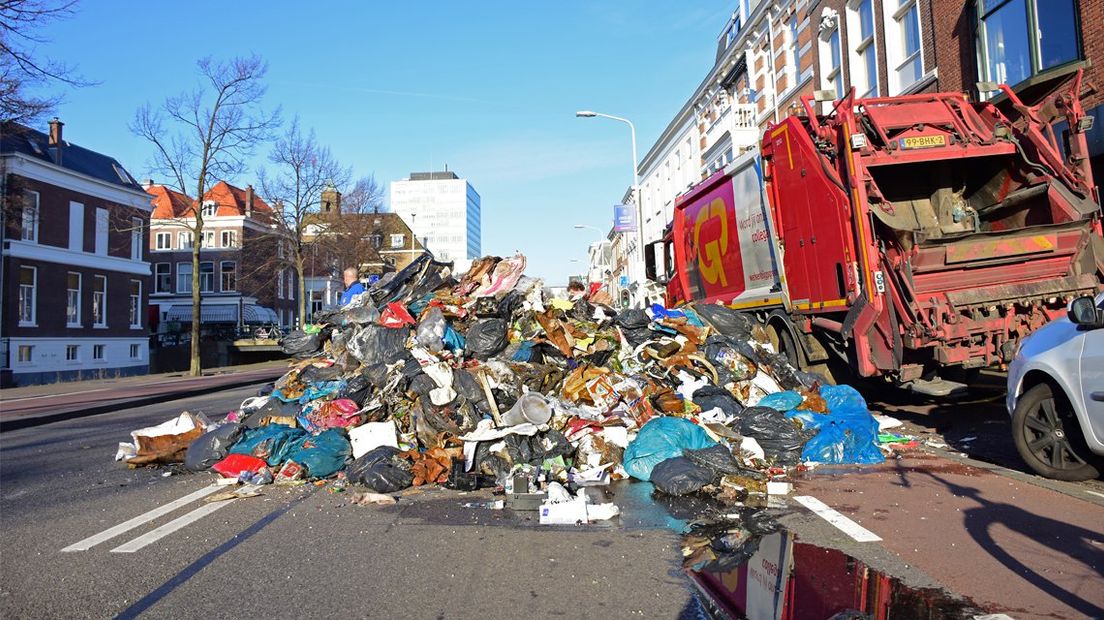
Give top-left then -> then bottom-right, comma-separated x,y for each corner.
33,1 -> 730,283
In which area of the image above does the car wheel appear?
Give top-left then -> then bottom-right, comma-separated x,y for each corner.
1012,383 -> 1101,481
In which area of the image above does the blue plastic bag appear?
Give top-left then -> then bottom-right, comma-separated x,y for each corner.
785,385 -> 883,464
300,380 -> 346,403
229,425 -> 308,466
442,325 -> 466,351
285,428 -> 352,478
757,391 -> 803,412
623,417 -> 717,481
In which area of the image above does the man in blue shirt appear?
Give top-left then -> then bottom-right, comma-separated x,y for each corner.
339,267 -> 366,306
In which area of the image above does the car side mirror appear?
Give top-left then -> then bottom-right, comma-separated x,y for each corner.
1068,296 -> 1103,328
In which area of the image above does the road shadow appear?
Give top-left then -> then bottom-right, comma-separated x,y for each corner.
921,470 -> 1104,617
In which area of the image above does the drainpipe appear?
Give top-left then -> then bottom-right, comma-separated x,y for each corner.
767,3 -> 780,124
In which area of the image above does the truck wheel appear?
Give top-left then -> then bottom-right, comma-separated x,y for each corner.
1011,383 -> 1101,481
767,321 -> 800,369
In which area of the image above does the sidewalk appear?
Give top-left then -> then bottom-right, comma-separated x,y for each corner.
0,360 -> 289,432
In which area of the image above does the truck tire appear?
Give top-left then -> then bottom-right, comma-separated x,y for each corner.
1011,383 -> 1101,481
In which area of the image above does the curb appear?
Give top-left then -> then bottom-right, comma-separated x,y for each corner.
0,373 -> 282,433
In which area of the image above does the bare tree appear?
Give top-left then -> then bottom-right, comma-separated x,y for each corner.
259,117 -> 350,327
314,176 -> 388,276
0,0 -> 91,123
131,55 -> 280,376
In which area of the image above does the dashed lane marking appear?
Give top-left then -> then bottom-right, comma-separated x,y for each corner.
110,485 -> 261,553
794,495 -> 882,542
61,484 -> 223,552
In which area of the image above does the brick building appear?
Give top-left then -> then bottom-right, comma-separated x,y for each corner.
146,180 -> 296,334
1,119 -> 153,386
302,186 -> 424,321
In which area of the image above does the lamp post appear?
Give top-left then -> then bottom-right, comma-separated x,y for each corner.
575,110 -> 642,305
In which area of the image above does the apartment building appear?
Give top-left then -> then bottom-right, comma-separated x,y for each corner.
1,119 -> 152,386
146,180 -> 295,332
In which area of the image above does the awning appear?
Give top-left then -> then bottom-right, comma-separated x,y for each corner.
164,303 -> 279,325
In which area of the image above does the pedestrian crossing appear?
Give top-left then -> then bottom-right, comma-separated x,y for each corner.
61,483 -> 261,554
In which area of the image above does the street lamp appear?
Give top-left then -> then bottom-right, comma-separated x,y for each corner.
575,109 -> 642,305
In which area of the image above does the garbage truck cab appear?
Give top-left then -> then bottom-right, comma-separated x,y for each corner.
646,72 -> 1104,392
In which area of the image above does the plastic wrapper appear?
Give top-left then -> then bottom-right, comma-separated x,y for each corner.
284,428 -> 352,478
415,306 -> 447,352
184,423 -> 244,472
694,304 -> 753,339
650,456 -> 716,496
229,425 -> 308,467
757,390 -> 804,412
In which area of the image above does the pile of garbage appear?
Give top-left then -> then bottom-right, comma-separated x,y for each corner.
117,253 -> 889,522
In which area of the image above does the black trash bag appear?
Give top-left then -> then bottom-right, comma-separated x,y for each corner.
454,370 -> 489,412
361,363 -> 390,389
615,308 -> 651,330
620,326 -> 654,348
346,446 -> 414,493
184,423 -> 244,471
755,349 -> 804,391
407,373 -> 438,400
341,374 -> 374,406
280,330 -> 321,358
497,290 -> 523,320
684,445 -> 766,479
649,456 -> 716,496
738,406 -> 815,465
300,363 -> 345,383
692,385 -> 744,419
242,398 -> 301,428
257,382 -> 275,397
464,318 -> 508,360
472,441 -> 511,478
569,298 -> 594,322
694,304 -> 753,339
502,433 -> 535,466
348,324 -> 408,366
531,429 -> 573,462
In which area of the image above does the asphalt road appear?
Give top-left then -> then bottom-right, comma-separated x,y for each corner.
2,382 -> 1101,619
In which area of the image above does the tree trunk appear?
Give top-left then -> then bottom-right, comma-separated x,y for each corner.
296,251 -> 306,328
189,231 -> 202,376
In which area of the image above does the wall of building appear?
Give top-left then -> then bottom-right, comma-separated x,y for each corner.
390,175 -> 481,263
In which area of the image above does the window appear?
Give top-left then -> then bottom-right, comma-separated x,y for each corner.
976,0 -> 1080,91
220,261 -> 236,292
66,345 -> 79,361
788,14 -> 800,79
199,261 -> 214,292
128,217 -> 143,260
69,202 -> 84,250
17,345 -> 33,363
286,270 -> 294,302
21,191 -> 39,242
154,263 -> 171,293
129,280 -> 141,327
848,0 -> 879,97
177,262 -> 192,293
884,0 -> 923,94
130,344 -> 141,359
201,201 -> 217,218
92,275 -> 107,327
221,230 -> 236,248
95,208 -> 108,255
178,231 -> 194,249
92,344 -> 105,360
18,266 -> 36,325
276,268 -> 284,299
67,272 -> 82,326
201,230 -> 215,248
155,232 -> 171,250
369,234 -> 382,248
821,19 -> 844,100
390,233 -> 405,248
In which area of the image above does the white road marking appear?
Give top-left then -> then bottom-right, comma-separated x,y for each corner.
794,495 -> 882,542
61,484 -> 223,552
1085,490 -> 1104,500
109,485 -> 260,553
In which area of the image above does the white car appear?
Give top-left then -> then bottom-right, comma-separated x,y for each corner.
1007,294 -> 1104,481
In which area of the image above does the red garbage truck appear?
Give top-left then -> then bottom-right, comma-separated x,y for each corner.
645,72 -> 1103,392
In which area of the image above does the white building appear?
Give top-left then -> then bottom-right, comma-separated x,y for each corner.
389,171 -> 481,264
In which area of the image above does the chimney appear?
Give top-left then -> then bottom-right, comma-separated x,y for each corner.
245,184 -> 254,217
48,117 -> 64,165
143,178 -> 155,189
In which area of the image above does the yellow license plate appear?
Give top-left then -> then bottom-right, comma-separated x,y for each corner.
900,135 -> 947,149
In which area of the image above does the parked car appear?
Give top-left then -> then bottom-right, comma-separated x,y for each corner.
1007,294 -> 1104,481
